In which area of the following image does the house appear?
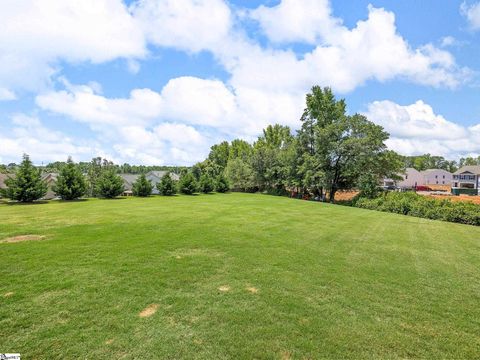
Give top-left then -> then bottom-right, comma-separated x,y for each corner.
146,171 -> 180,194
421,169 -> 452,186
383,168 -> 453,189
0,173 -> 14,198
119,174 -> 139,196
41,173 -> 58,200
385,168 -> 424,189
452,166 -> 480,195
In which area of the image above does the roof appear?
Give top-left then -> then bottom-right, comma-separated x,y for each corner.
42,173 -> 58,182
119,174 -> 139,185
453,165 -> 480,175
422,168 -> 451,173
147,171 -> 180,181
0,173 -> 14,189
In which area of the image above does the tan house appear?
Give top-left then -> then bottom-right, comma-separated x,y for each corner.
41,173 -> 58,199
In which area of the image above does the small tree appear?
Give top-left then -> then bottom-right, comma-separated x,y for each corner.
225,158 -> 255,192
215,174 -> 230,193
199,174 -> 214,194
53,157 -> 87,200
157,173 -> 176,196
3,154 -> 47,202
132,174 -> 153,197
96,169 -> 124,198
357,173 -> 382,199
178,172 -> 197,195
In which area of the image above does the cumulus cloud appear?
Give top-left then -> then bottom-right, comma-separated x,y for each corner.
461,1 -> 480,30
131,0 -> 232,54
0,0 -> 145,91
365,100 -> 480,158
0,114 -> 107,164
246,2 -> 469,91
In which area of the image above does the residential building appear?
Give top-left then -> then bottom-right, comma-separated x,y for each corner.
452,166 -> 480,195
0,173 -> 14,198
383,168 -> 453,189
422,169 -> 452,186
120,174 -> 139,196
41,173 -> 58,200
146,171 -> 180,194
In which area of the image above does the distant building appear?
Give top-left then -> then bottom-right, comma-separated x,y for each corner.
41,173 -> 58,200
422,169 -> 452,186
0,173 -> 14,198
146,171 -> 180,194
383,168 -> 452,189
120,171 -> 180,196
452,166 -> 480,195
119,174 -> 139,196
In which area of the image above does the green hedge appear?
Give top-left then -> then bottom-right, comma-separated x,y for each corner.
352,192 -> 480,226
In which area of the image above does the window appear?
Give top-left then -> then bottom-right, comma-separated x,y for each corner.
442,181 -> 445,184
435,175 -> 438,179
436,181 -> 438,184
443,175 -> 445,179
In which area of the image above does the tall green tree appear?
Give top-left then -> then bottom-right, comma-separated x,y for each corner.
199,174 -> 215,193
3,154 -> 47,202
157,173 -> 177,196
52,157 -> 87,200
298,86 -> 391,202
96,169 -> 124,198
225,158 -> 255,192
132,174 -> 153,197
215,174 -> 230,193
178,172 -> 197,195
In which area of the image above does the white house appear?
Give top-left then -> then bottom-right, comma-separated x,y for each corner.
452,166 -> 480,195
383,168 -> 453,189
422,169 -> 452,186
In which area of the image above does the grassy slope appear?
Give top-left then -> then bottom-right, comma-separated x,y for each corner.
1,193 -> 480,359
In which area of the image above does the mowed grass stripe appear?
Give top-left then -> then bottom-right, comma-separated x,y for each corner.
1,193 -> 480,359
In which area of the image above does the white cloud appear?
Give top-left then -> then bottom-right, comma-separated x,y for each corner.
461,1 -> 480,30
245,2 -> 469,92
0,114 -> 107,164
0,88 -> 16,101
0,0 -> 145,91
131,0 -> 232,54
365,100 -> 480,158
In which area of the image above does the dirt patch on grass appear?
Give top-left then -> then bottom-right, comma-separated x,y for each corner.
1,235 -> 46,243
218,285 -> 230,292
246,286 -> 259,294
139,304 -> 159,318
4,292 -> 14,297
105,339 -> 114,345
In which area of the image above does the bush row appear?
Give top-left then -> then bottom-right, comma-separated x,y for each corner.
352,192 -> 480,226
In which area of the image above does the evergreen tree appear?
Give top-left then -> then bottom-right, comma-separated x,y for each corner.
3,154 -> 47,202
132,174 -> 153,197
215,174 -> 230,193
157,173 -> 177,196
178,172 -> 197,195
199,174 -> 214,194
53,157 -> 87,200
96,169 -> 124,198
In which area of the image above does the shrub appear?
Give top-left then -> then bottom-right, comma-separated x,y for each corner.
3,154 -> 47,202
132,174 -> 153,197
96,170 -> 124,198
353,192 -> 480,226
53,157 -> 87,200
215,174 -> 230,193
178,172 -> 197,195
199,174 -> 214,194
157,173 -> 177,196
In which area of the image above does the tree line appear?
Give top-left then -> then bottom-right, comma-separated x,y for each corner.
0,154 -> 230,202
2,86 -> 476,203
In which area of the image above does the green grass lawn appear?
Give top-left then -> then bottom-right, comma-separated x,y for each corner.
1,193 -> 480,359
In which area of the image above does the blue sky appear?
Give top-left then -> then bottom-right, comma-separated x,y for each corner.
1,0 -> 480,165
